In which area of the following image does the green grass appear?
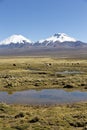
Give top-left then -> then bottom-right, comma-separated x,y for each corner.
0,56 -> 87,91
0,102 -> 87,130
0,57 -> 87,130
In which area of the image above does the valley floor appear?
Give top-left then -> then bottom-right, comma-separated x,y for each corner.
0,56 -> 87,130
0,56 -> 87,91
0,102 -> 87,130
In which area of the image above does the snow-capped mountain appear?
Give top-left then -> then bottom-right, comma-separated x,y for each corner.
35,33 -> 87,48
0,35 -> 32,45
38,33 -> 77,44
0,33 -> 87,49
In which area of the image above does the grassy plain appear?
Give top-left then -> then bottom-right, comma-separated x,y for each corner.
0,56 -> 87,91
0,56 -> 87,130
0,102 -> 87,130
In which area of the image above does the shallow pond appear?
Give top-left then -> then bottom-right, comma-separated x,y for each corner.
55,71 -> 84,75
0,89 -> 87,105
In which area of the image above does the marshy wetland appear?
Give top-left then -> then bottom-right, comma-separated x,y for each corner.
0,57 -> 87,91
0,56 -> 87,130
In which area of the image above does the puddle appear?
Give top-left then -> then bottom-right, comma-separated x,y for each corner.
0,89 -> 87,105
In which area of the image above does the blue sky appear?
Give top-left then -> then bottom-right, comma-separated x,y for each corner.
0,0 -> 87,42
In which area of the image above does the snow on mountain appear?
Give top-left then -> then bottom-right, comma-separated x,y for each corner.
0,33 -> 86,49
0,35 -> 32,45
38,33 -> 77,43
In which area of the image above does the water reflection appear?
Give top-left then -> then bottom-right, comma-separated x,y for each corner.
55,71 -> 84,75
0,89 -> 87,105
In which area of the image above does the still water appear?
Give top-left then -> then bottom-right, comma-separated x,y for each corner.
0,89 -> 87,105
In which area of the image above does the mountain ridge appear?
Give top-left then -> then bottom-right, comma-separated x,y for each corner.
0,33 -> 87,49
